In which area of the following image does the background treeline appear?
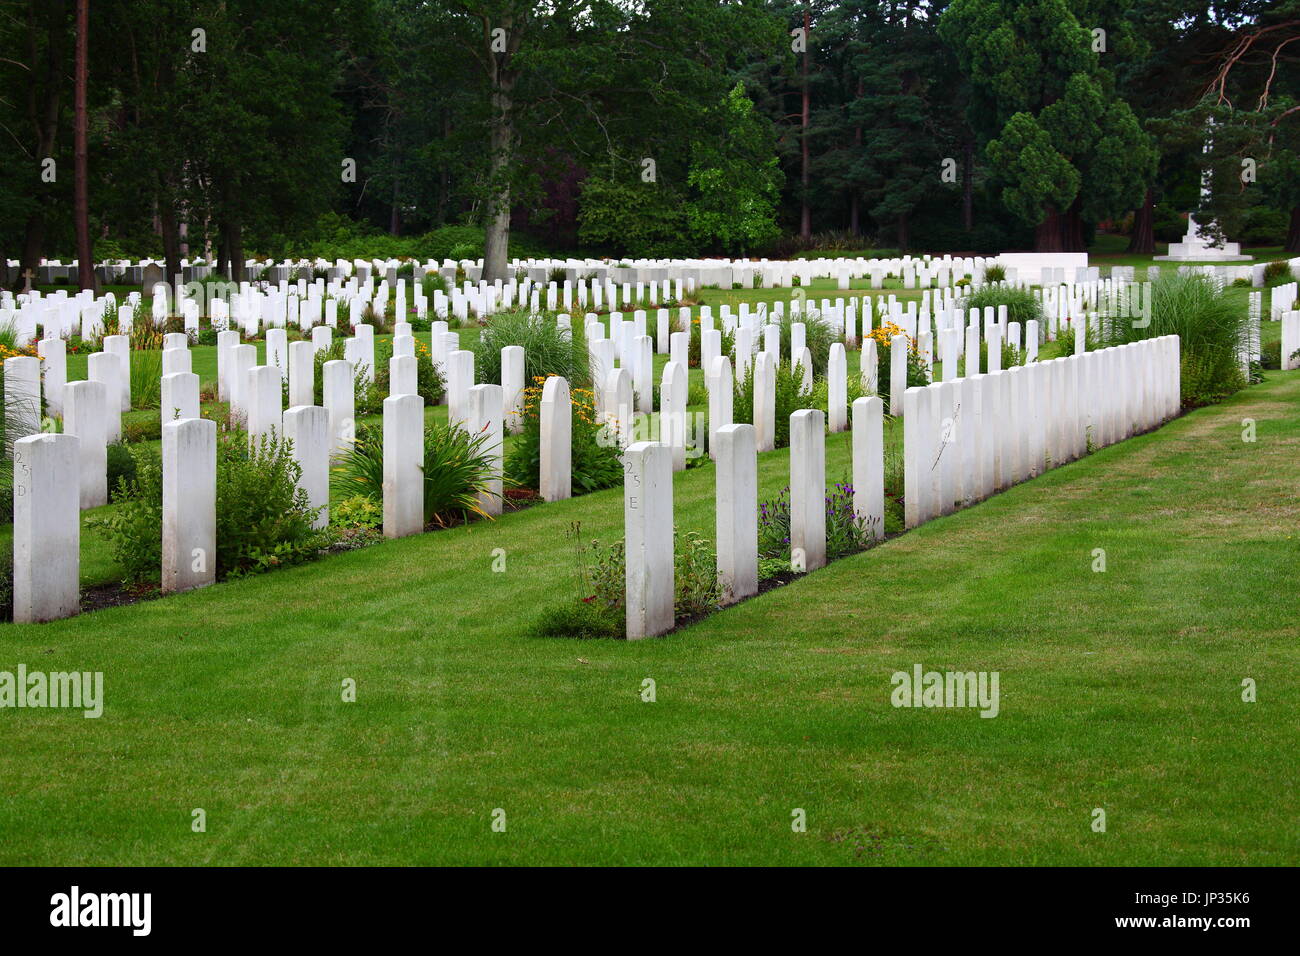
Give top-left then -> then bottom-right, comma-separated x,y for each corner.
1,0 -> 1297,287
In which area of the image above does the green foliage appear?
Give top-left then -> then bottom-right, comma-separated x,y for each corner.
685,84 -> 782,255
330,421 -> 501,527
421,424 -> 502,526
528,601 -> 625,640
687,318 -> 736,370
1097,273 -> 1248,407
757,482 -> 876,568
503,382 -> 621,495
471,309 -> 590,388
577,176 -> 694,258
547,526 -> 722,638
732,359 -> 814,450
106,442 -> 138,503
1263,260 -> 1291,283
130,349 -> 163,409
93,430 -> 325,585
330,494 -> 383,531
93,447 -> 165,585
964,285 -> 1044,327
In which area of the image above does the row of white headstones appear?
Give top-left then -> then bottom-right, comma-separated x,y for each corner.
7,312 -> 1179,626
620,335 -> 1184,640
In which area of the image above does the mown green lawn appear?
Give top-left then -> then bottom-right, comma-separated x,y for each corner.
1,354 -> 1296,865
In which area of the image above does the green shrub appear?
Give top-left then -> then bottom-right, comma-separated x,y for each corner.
543,525 -> 721,637
1260,339 -> 1281,370
503,379 -> 621,494
331,494 -> 383,530
963,285 -> 1043,327
471,309 -> 590,388
757,480 -> 876,568
93,431 -> 328,585
780,311 -> 838,375
1097,273 -> 1248,407
983,264 -> 1007,282
687,317 -> 736,369
354,338 -> 444,414
123,418 -> 163,443
732,359 -> 813,450
129,349 -> 163,409
106,442 -> 137,503
331,421 -> 502,526
1263,259 -> 1291,283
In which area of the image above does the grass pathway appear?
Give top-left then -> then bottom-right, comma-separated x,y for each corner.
1,365 -> 1295,864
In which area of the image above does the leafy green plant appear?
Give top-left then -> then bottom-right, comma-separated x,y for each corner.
757,481 -> 876,572
106,442 -> 137,502
687,317 -> 736,369
1263,259 -> 1290,283
331,494 -> 383,530
963,284 -> 1043,327
1096,273 -> 1248,407
130,348 -> 163,409
983,264 -> 1007,282
732,359 -> 814,449
331,420 -> 502,527
542,524 -> 722,638
93,430 -> 326,585
471,309 -> 590,388
503,379 -> 621,494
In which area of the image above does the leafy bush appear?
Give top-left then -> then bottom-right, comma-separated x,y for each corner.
983,264 -> 1007,282
757,481 -> 876,572
356,336 -> 445,413
1097,273 -> 1248,407
106,442 -> 137,502
331,420 -> 502,526
963,285 -> 1043,327
503,378 -> 621,494
1263,259 -> 1291,283
732,359 -> 813,450
331,494 -> 383,530
780,311 -> 838,375
541,525 -> 721,637
687,317 -> 736,369
471,309 -> 590,388
123,418 -> 163,443
865,321 -> 930,412
93,431 -> 328,585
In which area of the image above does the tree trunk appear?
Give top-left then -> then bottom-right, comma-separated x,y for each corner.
1286,206 -> 1300,254
1034,209 -> 1064,252
74,0 -> 94,293
897,212 -> 910,252
159,196 -> 182,307
962,138 -> 974,231
227,221 -> 245,283
1064,198 -> 1086,252
849,194 -> 860,236
17,213 -> 46,293
482,17 -> 521,284
15,0 -> 67,292
799,8 -> 812,242
390,162 -> 401,236
1128,188 -> 1155,254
